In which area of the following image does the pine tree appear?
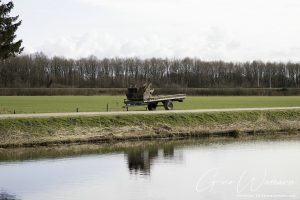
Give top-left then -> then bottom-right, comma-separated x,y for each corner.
0,0 -> 23,60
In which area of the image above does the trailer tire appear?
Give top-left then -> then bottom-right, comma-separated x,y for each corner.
148,103 -> 157,111
164,100 -> 173,110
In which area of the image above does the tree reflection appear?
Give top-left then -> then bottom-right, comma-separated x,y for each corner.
125,145 -> 176,175
0,192 -> 20,200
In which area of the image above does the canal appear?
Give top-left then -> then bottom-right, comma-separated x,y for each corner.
0,139 -> 299,200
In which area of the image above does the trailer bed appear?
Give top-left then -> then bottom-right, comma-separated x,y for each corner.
143,94 -> 186,103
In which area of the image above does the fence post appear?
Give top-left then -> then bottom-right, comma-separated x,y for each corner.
76,108 -> 78,112
107,104 -> 109,112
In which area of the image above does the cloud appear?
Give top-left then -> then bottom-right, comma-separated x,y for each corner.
32,28 -> 243,60
17,0 -> 300,62
30,27 -> 300,62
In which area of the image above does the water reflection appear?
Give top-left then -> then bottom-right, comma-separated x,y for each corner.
126,148 -> 158,175
125,145 -> 177,175
0,139 -> 299,200
0,192 -> 19,200
0,140 -> 184,163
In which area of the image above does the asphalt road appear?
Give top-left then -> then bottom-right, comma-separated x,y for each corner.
1,107 -> 300,119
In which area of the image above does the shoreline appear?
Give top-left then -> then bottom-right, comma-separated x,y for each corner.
0,109 -> 300,148
1,129 -> 299,149
1,136 -> 300,162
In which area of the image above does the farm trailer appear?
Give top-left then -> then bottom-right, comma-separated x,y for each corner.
124,83 -> 186,111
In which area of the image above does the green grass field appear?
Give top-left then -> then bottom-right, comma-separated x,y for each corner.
0,96 -> 300,114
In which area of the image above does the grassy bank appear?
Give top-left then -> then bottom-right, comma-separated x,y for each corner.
0,96 -> 300,114
0,110 -> 300,148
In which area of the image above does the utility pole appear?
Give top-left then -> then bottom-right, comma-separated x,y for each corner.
269,68 -> 272,89
257,68 -> 260,88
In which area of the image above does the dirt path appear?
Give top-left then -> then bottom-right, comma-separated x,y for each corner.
1,107 -> 300,119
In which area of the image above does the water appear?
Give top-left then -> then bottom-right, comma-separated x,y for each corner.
0,139 -> 300,200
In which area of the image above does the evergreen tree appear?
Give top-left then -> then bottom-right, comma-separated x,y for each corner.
0,0 -> 23,60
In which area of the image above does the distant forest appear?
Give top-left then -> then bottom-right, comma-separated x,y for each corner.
0,53 -> 300,88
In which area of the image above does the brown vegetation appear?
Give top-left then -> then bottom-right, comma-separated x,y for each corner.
0,110 -> 299,148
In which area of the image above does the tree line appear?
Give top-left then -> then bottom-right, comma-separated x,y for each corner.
0,53 -> 300,88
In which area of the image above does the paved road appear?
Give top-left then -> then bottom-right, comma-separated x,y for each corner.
1,107 -> 300,119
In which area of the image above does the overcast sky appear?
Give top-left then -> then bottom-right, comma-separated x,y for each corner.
12,0 -> 300,61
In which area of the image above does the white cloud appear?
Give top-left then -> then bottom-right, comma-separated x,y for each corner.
15,0 -> 300,61
33,28 -> 295,61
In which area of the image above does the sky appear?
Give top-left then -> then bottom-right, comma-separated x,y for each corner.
11,0 -> 300,61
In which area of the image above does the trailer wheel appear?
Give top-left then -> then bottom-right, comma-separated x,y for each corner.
164,100 -> 173,110
148,103 -> 157,111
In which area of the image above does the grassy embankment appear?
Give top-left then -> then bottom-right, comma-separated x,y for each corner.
0,96 -> 300,113
0,109 -> 300,148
